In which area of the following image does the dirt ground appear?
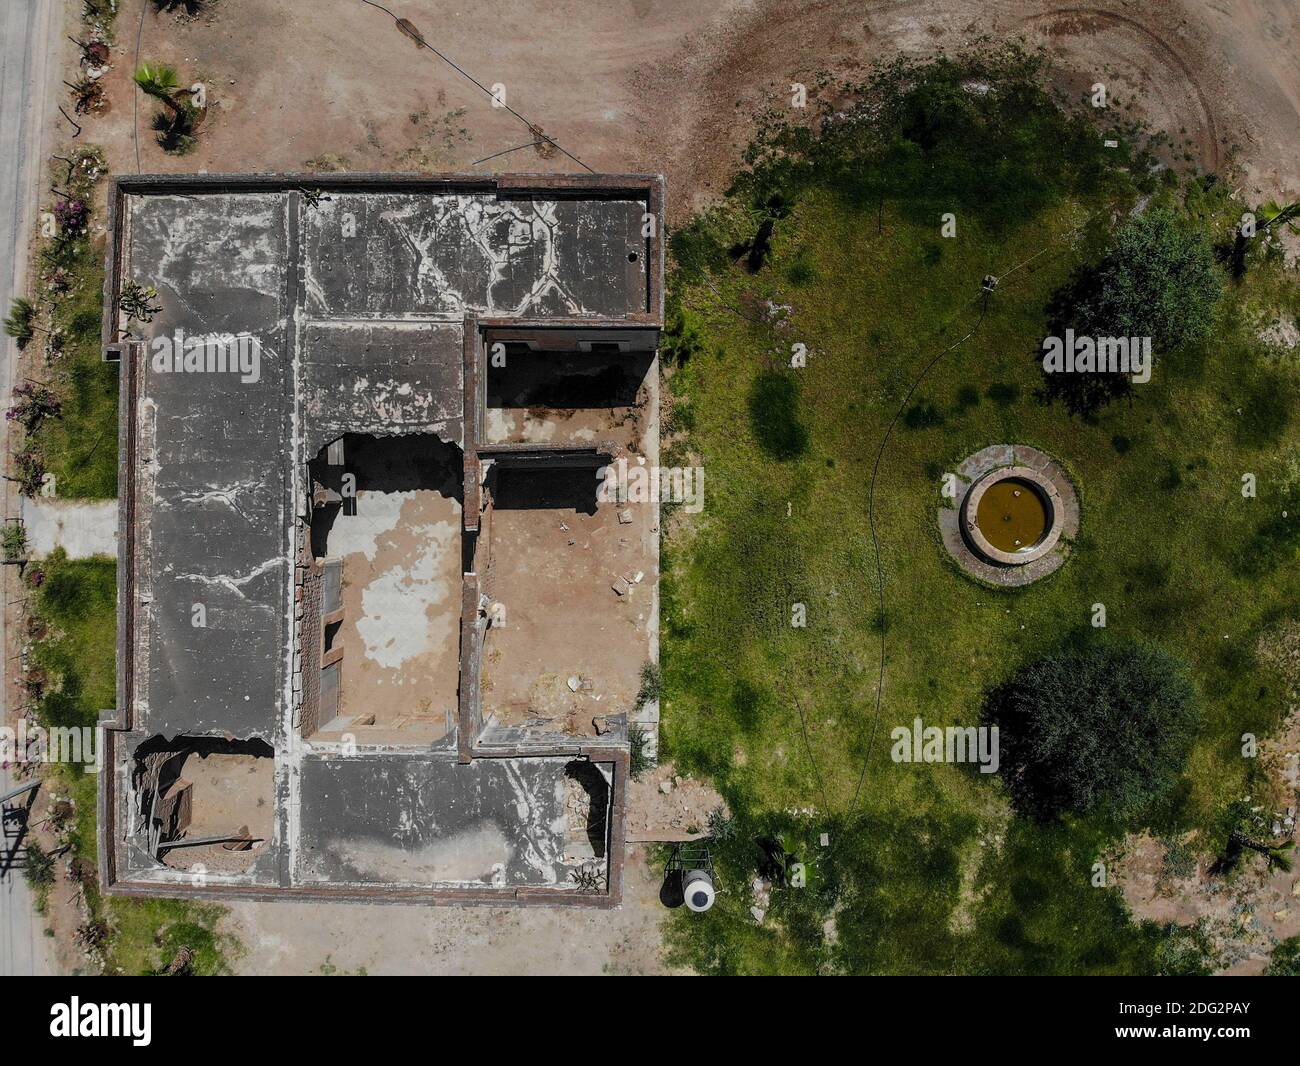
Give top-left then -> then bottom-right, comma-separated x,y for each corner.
47,0 -> 1299,973
78,0 -> 1298,224
159,750 -> 274,874
1113,626 -> 1300,975
479,460 -> 654,735
222,844 -> 680,974
313,436 -> 462,746
484,350 -> 652,448
626,765 -> 727,843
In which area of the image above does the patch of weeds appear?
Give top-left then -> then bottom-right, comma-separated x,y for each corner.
986,382 -> 1020,406
636,661 -> 662,707
903,401 -> 945,430
1158,836 -> 1197,882
2,522 -> 28,561
786,256 -> 817,287
629,723 -> 655,780
319,955 -> 369,976
748,371 -> 808,460
23,841 -> 56,907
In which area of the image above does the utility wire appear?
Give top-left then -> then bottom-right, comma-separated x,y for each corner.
132,0 -> 146,174
837,229 -> 1081,826
846,293 -> 989,816
358,0 -> 594,173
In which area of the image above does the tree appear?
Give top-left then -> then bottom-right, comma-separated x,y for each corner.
23,841 -> 56,891
133,63 -> 184,113
1041,208 -> 1223,416
134,64 -> 201,154
4,297 -> 37,348
1266,935 -> 1300,976
982,642 -> 1201,823
1079,209 -> 1223,348
151,108 -> 197,154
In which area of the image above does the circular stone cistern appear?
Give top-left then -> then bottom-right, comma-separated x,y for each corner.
964,466 -> 1061,565
940,445 -> 1079,587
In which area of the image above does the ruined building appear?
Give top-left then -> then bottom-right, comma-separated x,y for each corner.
98,174 -> 663,905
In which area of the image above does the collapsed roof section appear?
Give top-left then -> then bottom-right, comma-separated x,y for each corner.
100,174 -> 663,906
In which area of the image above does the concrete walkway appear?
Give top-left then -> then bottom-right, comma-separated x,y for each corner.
20,498 -> 117,559
0,768 -> 53,977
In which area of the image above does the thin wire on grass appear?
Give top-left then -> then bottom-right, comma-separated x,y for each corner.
846,294 -> 988,817
357,0 -> 593,173
841,233 -> 1080,825
794,694 -> 833,818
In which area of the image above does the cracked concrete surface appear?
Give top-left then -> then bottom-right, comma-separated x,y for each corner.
20,498 -> 116,558
109,177 -> 660,898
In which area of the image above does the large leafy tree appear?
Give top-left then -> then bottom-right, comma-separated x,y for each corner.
1074,207 -> 1223,348
1041,208 -> 1224,416
983,642 -> 1201,823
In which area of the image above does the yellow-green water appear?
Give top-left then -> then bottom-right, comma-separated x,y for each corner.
976,478 -> 1047,552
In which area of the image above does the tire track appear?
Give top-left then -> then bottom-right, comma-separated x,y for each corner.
1022,6 -> 1222,170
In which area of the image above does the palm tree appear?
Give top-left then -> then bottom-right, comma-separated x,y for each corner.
3,297 -> 37,348
154,0 -> 208,14
133,63 -> 185,115
151,109 -> 197,154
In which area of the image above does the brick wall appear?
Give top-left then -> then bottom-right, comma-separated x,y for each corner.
296,525 -> 323,739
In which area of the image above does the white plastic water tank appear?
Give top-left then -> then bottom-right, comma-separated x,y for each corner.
683,869 -> 715,912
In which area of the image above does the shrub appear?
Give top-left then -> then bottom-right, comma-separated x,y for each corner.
1266,935 -> 1300,976
1041,209 -> 1223,416
982,641 -> 1201,824
629,723 -> 655,779
637,662 -> 662,707
4,297 -> 37,347
2,523 -> 28,562
24,842 -> 56,891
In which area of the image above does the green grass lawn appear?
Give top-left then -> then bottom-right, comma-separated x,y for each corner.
28,238 -> 119,499
9,146 -> 227,973
658,49 -> 1300,974
29,551 -> 238,974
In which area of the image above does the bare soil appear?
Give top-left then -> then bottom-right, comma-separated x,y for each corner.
159,750 -> 274,874
313,436 -> 462,745
222,844 -> 681,975
1113,623 -> 1300,975
626,764 -> 727,842
79,0 -> 1297,223
479,462 -> 654,736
